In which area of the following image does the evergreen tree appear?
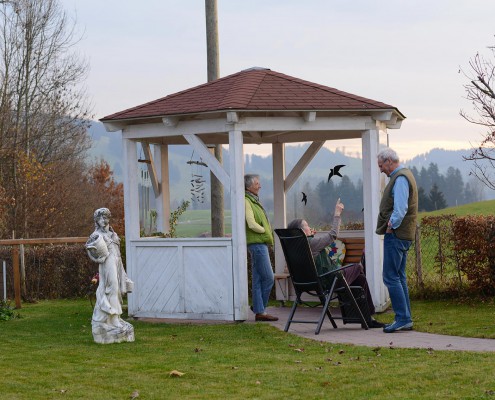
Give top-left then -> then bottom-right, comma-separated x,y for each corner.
316,179 -> 337,224
418,187 -> 433,211
418,166 -> 430,192
443,167 -> 465,206
429,183 -> 447,210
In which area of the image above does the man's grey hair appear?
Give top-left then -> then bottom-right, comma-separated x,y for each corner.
287,219 -> 304,230
377,147 -> 399,163
244,174 -> 260,190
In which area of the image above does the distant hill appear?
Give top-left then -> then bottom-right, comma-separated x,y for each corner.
87,121 -> 123,181
404,148 -> 474,182
87,121 -> 493,202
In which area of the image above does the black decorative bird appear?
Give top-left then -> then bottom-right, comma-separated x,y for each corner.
328,164 -> 346,182
301,192 -> 307,206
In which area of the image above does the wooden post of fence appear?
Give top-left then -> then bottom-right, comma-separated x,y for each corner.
20,243 -> 27,298
415,224 -> 424,293
12,246 -> 21,309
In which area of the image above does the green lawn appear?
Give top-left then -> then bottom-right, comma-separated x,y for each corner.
175,210 -> 232,237
419,199 -> 495,218
2,299 -> 495,399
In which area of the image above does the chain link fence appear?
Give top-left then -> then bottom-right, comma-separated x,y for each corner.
2,215 -> 493,302
407,214 -> 495,299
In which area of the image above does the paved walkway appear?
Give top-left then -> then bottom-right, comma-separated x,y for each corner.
247,305 -> 495,353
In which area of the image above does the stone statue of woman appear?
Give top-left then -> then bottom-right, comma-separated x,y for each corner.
85,208 -> 134,344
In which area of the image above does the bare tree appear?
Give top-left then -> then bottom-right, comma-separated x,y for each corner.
461,43 -> 495,190
0,0 -> 93,237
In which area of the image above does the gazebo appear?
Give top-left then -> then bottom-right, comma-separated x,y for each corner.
100,67 -> 405,321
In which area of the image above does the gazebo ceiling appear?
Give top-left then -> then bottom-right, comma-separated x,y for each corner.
100,67 -> 405,145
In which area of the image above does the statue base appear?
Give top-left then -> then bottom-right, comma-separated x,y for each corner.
92,319 -> 135,344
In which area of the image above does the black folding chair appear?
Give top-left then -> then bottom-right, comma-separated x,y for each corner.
275,228 -> 369,334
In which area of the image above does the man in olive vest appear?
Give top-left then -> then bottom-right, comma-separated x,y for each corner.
376,148 -> 418,333
245,174 -> 278,322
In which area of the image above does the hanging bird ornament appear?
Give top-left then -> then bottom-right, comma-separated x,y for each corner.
328,164 -> 346,182
301,192 -> 308,206
187,152 -> 207,203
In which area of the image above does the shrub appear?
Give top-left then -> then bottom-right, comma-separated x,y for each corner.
0,300 -> 20,321
0,244 -> 97,300
452,215 -> 495,295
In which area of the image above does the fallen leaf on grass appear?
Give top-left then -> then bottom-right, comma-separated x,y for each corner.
169,370 -> 185,377
130,389 -> 139,399
294,348 -> 304,352
194,347 -> 202,353
255,380 -> 261,385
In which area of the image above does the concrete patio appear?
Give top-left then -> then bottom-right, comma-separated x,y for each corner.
246,305 -> 495,353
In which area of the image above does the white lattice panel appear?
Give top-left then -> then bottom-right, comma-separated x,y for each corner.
128,238 -> 234,320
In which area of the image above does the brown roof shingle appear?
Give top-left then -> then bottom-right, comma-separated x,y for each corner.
100,67 -> 399,121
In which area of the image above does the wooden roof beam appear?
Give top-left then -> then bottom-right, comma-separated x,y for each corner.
141,142 -> 161,197
303,111 -> 316,122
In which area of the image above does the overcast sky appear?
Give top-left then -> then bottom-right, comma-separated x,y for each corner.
61,0 -> 495,160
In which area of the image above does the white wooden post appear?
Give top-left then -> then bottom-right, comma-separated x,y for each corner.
229,130 -> 248,320
122,136 -> 140,316
362,128 -> 389,311
154,144 -> 170,234
272,142 -> 287,299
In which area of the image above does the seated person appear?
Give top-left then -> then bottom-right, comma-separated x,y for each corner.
287,198 -> 384,328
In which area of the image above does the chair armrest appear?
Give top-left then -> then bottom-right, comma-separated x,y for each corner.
317,263 -> 355,279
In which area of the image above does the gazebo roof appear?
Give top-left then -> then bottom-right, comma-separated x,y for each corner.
100,67 -> 404,122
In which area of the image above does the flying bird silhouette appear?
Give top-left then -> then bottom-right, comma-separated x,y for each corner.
327,164 -> 346,182
301,192 -> 307,206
